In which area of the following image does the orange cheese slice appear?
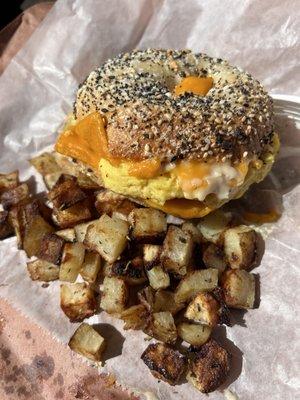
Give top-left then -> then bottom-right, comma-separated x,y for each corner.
55,112 -> 161,178
174,76 -> 213,96
172,160 -> 211,192
55,112 -> 115,170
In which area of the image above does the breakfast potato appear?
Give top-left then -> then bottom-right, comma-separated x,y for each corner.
59,242 -> 85,282
52,199 -> 92,228
187,339 -> 230,393
121,304 -> 149,330
161,225 -> 193,276
20,198 -> 52,225
0,171 -> 19,192
74,219 -> 98,242
68,323 -> 105,361
8,207 -> 24,248
95,190 -> 136,217
38,233 -> 65,265
43,172 -> 62,190
55,228 -> 76,242
84,214 -> 129,263
48,174 -> 87,210
177,323 -> 212,346
143,244 -> 161,268
174,269 -> 219,305
146,311 -> 177,344
76,172 -> 101,191
224,226 -> 258,270
27,259 -> 59,281
80,251 -> 101,283
138,286 -> 156,311
0,211 -> 14,239
146,265 -> 170,290
202,243 -> 227,273
128,208 -> 167,242
29,152 -> 61,175
185,292 -> 220,327
23,215 -> 55,258
141,343 -> 186,385
221,269 -> 255,309
102,261 -> 113,278
153,290 -> 184,315
0,183 -> 30,210
110,257 -> 147,285
197,210 -> 232,245
60,283 -> 97,322
210,287 -> 231,326
9,200 -> 51,249
52,152 -> 85,177
181,222 -> 204,244
100,276 -> 128,314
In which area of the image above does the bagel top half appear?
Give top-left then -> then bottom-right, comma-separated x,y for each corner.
55,49 -> 279,218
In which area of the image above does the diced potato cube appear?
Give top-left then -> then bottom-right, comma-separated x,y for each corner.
177,323 -> 211,346
74,219 -> 98,242
153,290 -> 184,315
185,292 -> 220,327
43,172 -> 62,190
27,259 -> 59,281
76,173 -> 101,191
129,208 -> 167,241
147,265 -> 170,290
111,257 -> 146,285
187,339 -> 230,393
59,242 -> 85,282
1,183 -> 30,210
224,226 -> 259,270
146,311 -> 177,344
161,226 -> 193,276
84,214 -> 129,263
0,210 -> 14,239
29,152 -> 61,175
55,228 -> 76,242
182,222 -> 204,244
68,323 -> 105,361
60,283 -> 97,322
100,276 -> 128,314
143,244 -> 161,268
52,200 -> 92,228
197,210 -> 232,244
174,269 -> 219,305
8,207 -> 23,248
80,251 -> 101,283
23,215 -> 55,258
202,243 -> 226,273
0,171 -> 19,192
38,233 -> 65,265
95,190 -> 136,217
121,304 -> 149,330
221,269 -> 256,309
138,286 -> 155,311
48,175 -> 86,210
141,343 -> 186,385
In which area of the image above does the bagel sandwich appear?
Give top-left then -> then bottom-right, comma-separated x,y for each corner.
55,49 -> 279,219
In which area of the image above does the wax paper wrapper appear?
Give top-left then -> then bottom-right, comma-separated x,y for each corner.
0,1 -> 299,399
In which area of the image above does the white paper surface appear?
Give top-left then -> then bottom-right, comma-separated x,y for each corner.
0,1 -> 299,399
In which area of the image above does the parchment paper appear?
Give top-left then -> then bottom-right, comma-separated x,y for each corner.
0,1 -> 299,399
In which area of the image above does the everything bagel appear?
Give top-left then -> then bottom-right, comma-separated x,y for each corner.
55,49 -> 279,218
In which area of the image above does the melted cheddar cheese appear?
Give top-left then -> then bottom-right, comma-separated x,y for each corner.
174,76 -> 213,96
